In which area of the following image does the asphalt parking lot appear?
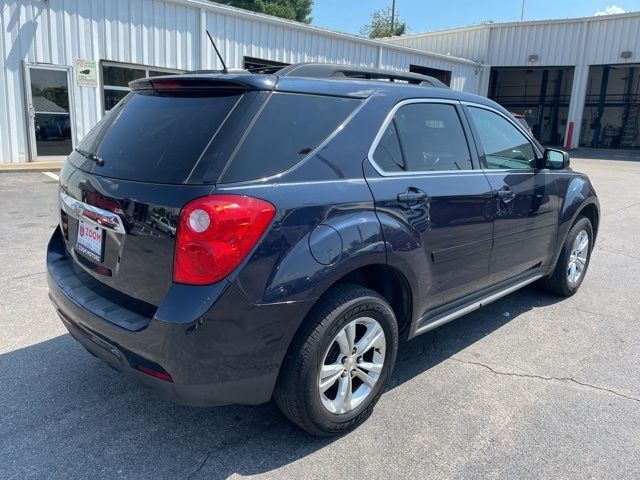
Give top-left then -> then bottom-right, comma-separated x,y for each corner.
1,153 -> 639,479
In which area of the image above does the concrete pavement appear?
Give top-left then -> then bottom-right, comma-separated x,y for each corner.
0,158 -> 639,479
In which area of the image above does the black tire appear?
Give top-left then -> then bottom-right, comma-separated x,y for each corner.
539,216 -> 594,296
274,284 -> 398,437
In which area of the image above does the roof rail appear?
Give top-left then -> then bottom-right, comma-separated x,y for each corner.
275,63 -> 448,88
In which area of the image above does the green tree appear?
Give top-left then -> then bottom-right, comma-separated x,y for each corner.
360,6 -> 407,38
211,0 -> 313,23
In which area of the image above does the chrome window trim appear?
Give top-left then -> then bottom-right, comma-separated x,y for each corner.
219,92 -> 371,184
60,192 -> 126,234
367,98 -> 476,177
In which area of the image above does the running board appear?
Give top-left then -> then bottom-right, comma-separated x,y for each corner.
413,274 -> 544,337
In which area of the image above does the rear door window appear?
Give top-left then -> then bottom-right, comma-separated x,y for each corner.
371,102 -> 473,173
373,122 -> 406,172
71,91 -> 242,184
220,92 -> 360,183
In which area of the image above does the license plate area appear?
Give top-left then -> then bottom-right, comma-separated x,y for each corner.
76,219 -> 104,263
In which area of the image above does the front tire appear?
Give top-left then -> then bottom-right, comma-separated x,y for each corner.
540,216 -> 594,296
274,284 -> 398,436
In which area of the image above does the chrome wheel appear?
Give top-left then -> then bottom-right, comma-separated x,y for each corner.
318,317 -> 386,415
567,229 -> 589,284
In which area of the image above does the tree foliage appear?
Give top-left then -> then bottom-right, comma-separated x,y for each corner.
360,7 -> 407,38
211,0 -> 313,23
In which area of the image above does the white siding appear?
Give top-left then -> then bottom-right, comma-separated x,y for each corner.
386,13 -> 640,147
0,0 -> 480,164
387,26 -> 489,63
387,13 -> 640,67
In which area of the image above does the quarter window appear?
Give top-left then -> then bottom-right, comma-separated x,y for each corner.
467,106 -> 537,169
221,93 -> 360,183
372,103 -> 473,173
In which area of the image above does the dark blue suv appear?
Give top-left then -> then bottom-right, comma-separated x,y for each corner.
47,64 -> 600,436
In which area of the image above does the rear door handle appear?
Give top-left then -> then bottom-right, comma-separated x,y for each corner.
497,186 -> 515,203
397,188 -> 428,204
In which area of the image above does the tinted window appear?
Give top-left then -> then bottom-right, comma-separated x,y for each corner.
103,89 -> 128,111
221,93 -> 360,182
468,107 -> 536,169
373,122 -> 405,172
102,65 -> 146,87
73,91 -> 241,183
373,103 -> 472,173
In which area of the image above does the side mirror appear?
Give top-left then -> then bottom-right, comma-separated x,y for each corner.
543,148 -> 570,170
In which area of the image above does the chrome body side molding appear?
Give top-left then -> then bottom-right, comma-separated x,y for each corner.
413,274 -> 544,337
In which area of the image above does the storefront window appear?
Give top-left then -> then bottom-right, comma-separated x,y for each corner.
102,63 -> 181,113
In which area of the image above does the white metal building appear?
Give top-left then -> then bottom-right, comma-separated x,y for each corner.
0,0 -> 481,165
2,3 -> 639,165
386,12 -> 640,149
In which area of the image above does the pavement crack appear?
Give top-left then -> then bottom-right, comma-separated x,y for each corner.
449,356 -> 640,403
7,271 -> 46,281
187,451 -> 213,480
555,303 -> 627,322
185,417 -> 285,480
595,247 -> 640,261
609,201 -> 640,215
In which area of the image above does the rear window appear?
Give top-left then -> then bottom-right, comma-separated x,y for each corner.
220,92 -> 360,183
72,91 -> 241,183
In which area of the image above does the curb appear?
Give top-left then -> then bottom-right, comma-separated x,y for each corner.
0,161 -> 63,173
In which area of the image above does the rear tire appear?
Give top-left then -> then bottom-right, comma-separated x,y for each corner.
274,284 -> 398,437
539,216 -> 594,296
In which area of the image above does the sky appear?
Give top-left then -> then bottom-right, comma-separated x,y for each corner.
311,0 -> 640,36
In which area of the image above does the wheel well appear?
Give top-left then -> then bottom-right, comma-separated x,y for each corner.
330,264 -> 413,338
578,203 -> 599,237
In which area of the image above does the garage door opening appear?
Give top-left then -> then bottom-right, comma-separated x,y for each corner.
580,64 -> 639,149
243,56 -> 290,74
488,67 -> 574,147
409,65 -> 451,86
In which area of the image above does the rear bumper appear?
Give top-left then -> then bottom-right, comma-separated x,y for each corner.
47,227 -> 315,406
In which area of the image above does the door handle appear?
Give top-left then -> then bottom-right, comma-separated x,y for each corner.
497,186 -> 515,203
397,188 -> 428,204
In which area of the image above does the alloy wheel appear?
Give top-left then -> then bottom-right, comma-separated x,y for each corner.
318,317 -> 386,414
567,229 -> 589,284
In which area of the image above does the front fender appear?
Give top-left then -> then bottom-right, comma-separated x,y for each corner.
550,174 -> 600,270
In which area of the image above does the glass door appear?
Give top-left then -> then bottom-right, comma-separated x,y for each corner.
24,64 -> 74,161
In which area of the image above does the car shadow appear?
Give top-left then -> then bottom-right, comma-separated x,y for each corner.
0,285 -> 564,479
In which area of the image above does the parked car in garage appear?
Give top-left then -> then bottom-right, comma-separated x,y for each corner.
47,64 -> 600,436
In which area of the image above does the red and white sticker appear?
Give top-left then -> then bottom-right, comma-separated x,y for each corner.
76,219 -> 103,262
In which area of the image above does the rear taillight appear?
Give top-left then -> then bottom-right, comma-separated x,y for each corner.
173,195 -> 276,285
60,210 -> 69,239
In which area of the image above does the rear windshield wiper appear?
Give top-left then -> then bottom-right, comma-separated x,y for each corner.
74,148 -> 104,166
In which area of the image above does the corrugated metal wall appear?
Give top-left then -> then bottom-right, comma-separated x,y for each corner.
386,26 -> 489,63
387,13 -> 640,148
387,14 -> 640,67
0,0 -> 479,164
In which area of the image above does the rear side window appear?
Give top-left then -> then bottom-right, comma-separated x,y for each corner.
371,103 -> 473,173
73,91 -> 241,183
221,93 -> 360,183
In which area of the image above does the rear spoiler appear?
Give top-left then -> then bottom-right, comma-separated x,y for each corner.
129,74 -> 276,92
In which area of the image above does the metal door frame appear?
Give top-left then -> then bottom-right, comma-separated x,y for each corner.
23,62 -> 77,162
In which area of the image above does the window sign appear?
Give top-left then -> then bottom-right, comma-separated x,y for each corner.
76,59 -> 97,87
